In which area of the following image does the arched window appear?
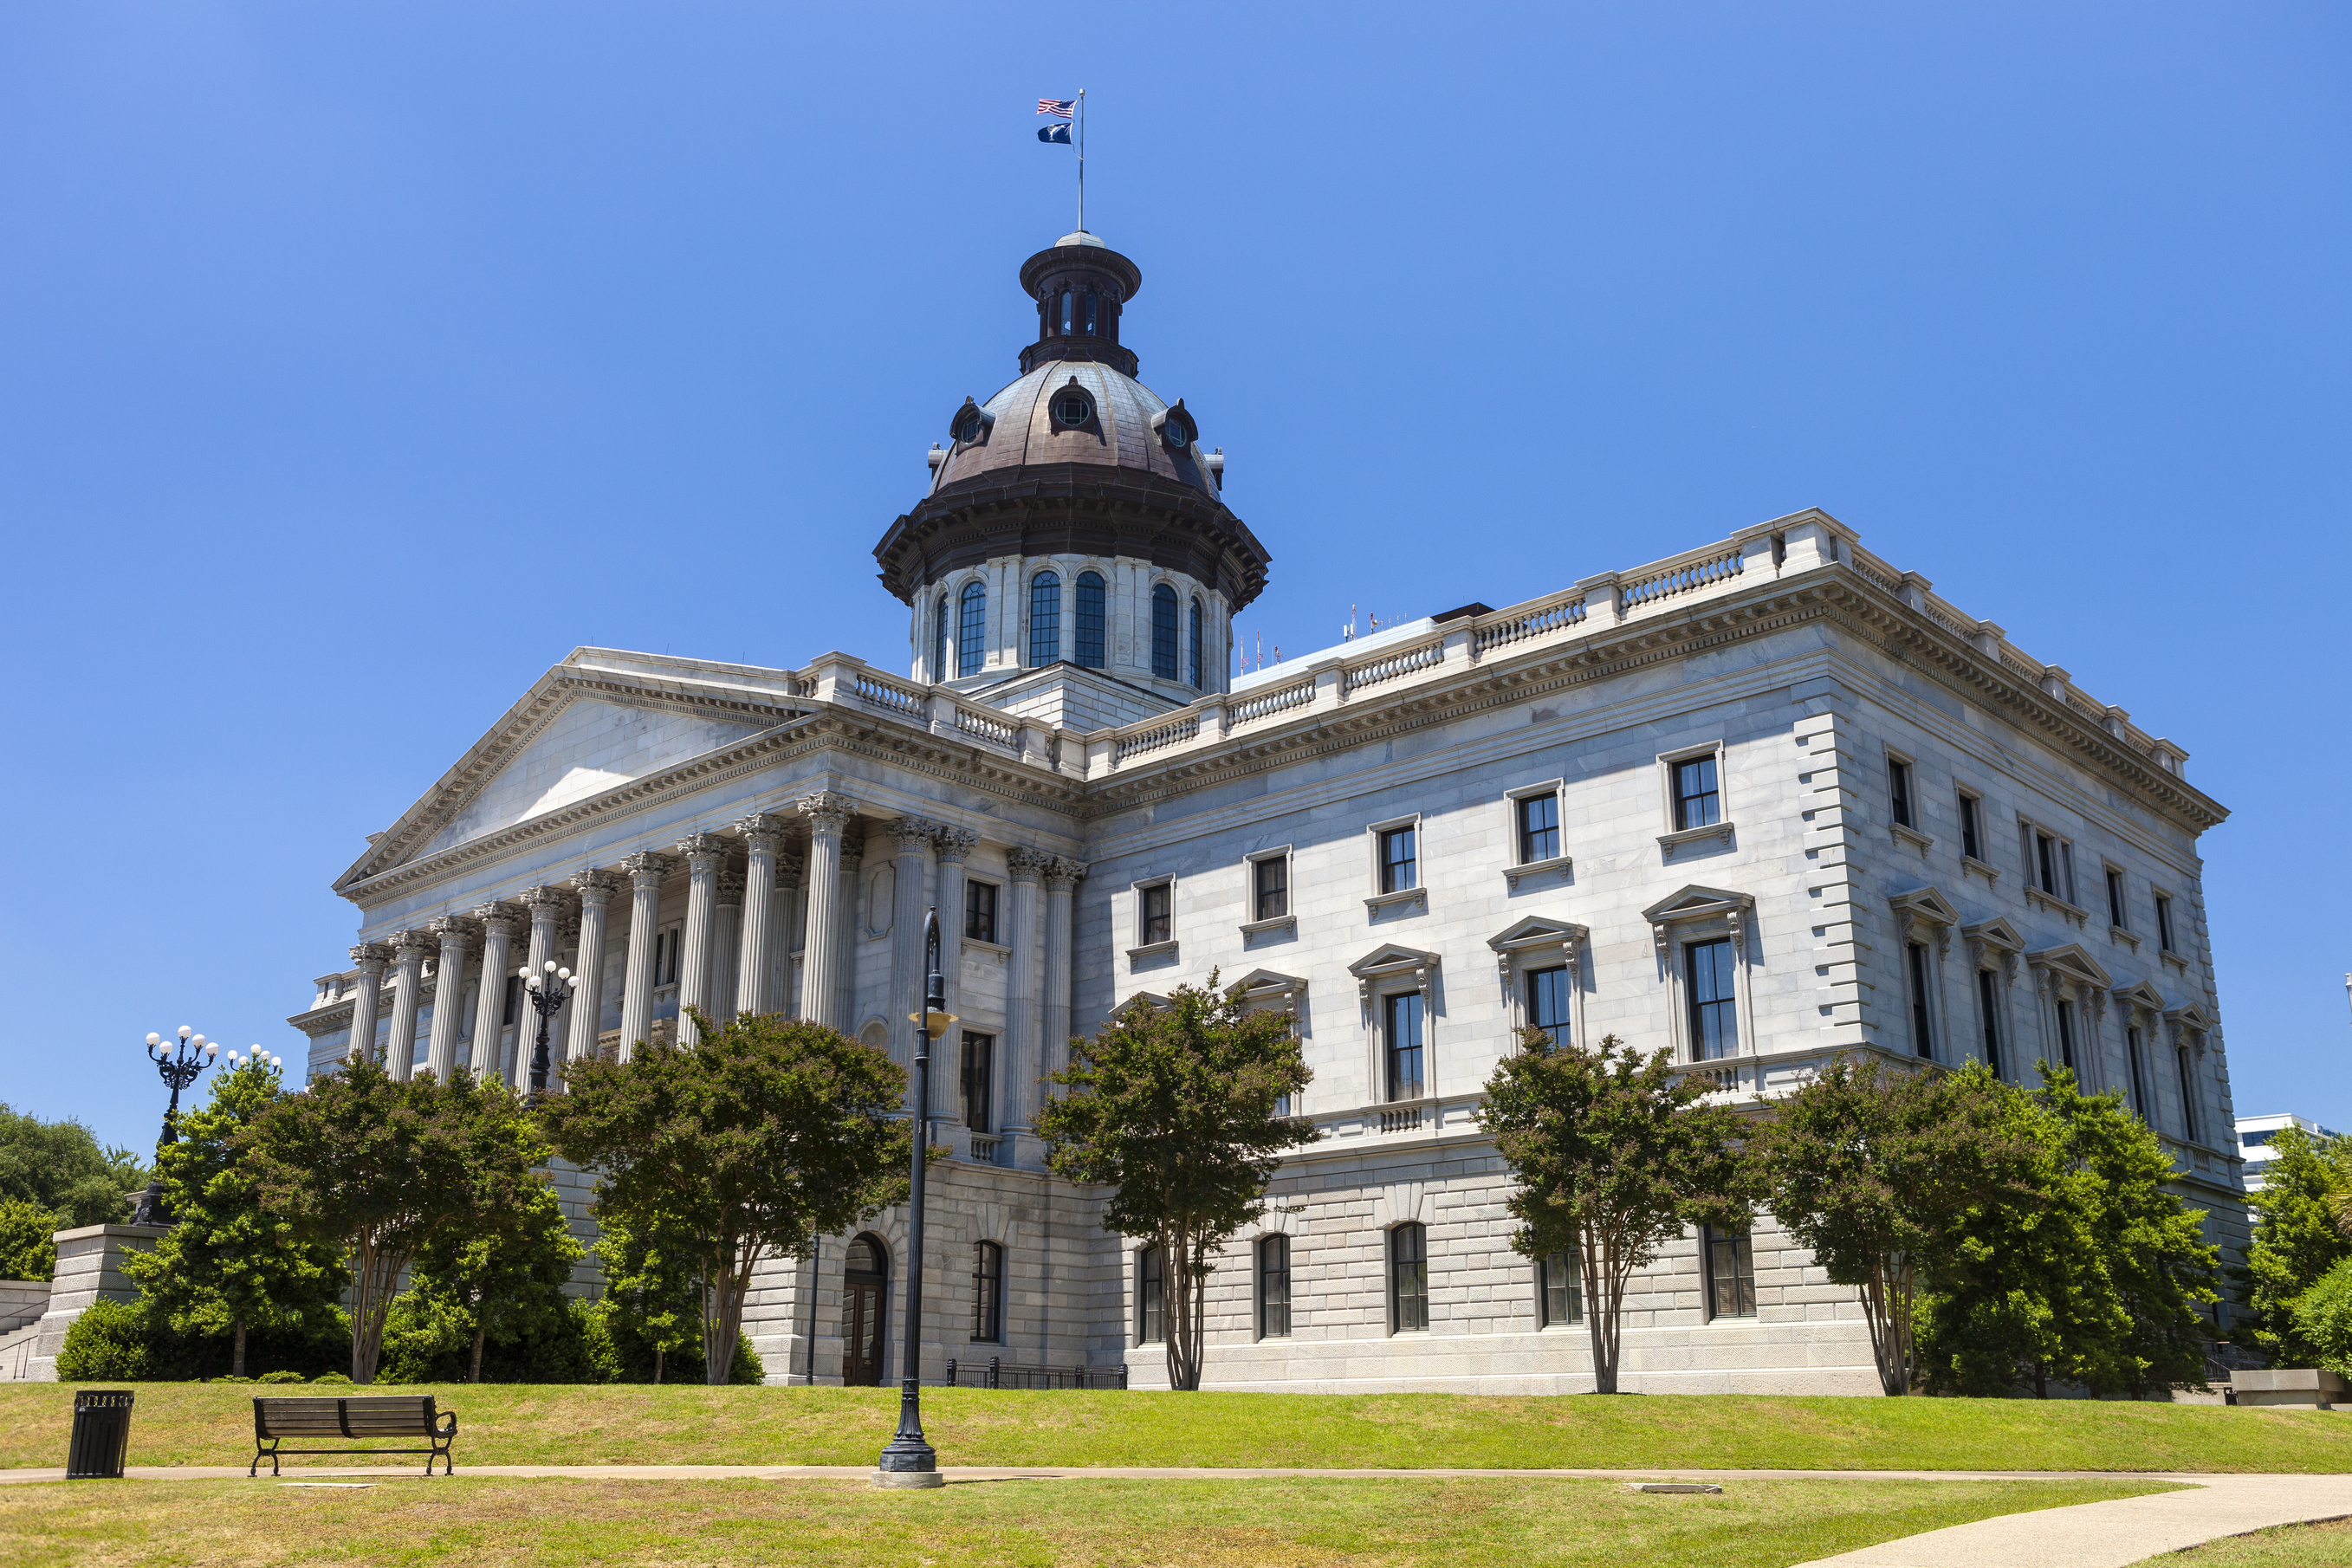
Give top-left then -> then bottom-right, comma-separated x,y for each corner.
1029,572 -> 1061,667
957,580 -> 987,677
1080,289 -> 1098,335
1137,1246 -> 1165,1344
1389,1222 -> 1429,1333
1075,572 -> 1106,669
970,1241 -> 1004,1344
1187,597 -> 1204,689
1060,288 -> 1074,335
1150,584 -> 1179,680
933,593 -> 949,683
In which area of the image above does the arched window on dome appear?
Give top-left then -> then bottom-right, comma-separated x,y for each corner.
933,593 -> 949,684
1029,572 -> 1061,667
1080,290 -> 1098,336
1060,289 -> 1074,336
1075,572 -> 1106,669
957,580 -> 987,678
1188,597 -> 1204,689
1150,584 -> 1179,682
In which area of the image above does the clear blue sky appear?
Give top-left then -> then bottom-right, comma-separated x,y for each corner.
3,4 -> 2345,1151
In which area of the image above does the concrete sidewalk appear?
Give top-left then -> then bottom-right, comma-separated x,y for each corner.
0,1461 -> 2247,1484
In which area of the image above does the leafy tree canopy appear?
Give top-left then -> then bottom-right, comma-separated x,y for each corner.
2235,1125 -> 2352,1364
0,1199 -> 59,1282
0,1102 -> 148,1229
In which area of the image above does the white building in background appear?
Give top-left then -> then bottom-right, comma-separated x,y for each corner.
265,230 -> 2245,1396
2235,1114 -> 2342,1192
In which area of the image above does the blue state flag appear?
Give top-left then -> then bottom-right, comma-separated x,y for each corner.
1038,121 -> 1072,145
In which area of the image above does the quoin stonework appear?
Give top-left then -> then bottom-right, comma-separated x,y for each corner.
256,230 -> 2246,1396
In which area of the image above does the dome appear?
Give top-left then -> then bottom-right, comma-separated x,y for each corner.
923,360 -> 1215,501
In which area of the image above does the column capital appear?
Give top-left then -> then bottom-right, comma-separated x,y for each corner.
427,915 -> 477,945
717,867 -> 748,905
349,942 -> 393,971
675,831 -> 729,866
933,826 -> 979,864
621,850 -> 674,884
796,790 -> 857,830
391,929 -> 435,957
841,833 -> 866,868
470,902 -> 522,936
1043,857 -> 1090,892
777,848 -> 807,884
889,815 -> 942,851
520,884 -> 570,916
1006,846 -> 1051,883
733,813 -> 787,852
569,869 -> 621,905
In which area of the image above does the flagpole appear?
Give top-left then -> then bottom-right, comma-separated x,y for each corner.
1076,88 -> 1085,233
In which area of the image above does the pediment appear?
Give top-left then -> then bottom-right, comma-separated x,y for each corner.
1888,884 -> 1961,926
2165,1001 -> 2217,1033
2026,943 -> 2112,988
1487,915 -> 1588,954
1960,917 -> 2025,953
2111,979 -> 2167,1013
1228,968 -> 1307,1000
1642,884 -> 1753,924
1118,990 -> 1172,1014
1347,943 -> 1441,978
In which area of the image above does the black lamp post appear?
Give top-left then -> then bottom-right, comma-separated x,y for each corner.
128,1026 -> 219,1227
520,960 -> 575,1105
876,907 -> 952,1490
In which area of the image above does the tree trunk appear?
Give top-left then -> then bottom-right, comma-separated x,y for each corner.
470,1317 -> 487,1383
1858,1258 -> 1915,1396
703,1250 -> 756,1385
1584,1228 -> 1625,1395
348,1237 -> 409,1385
654,1343 -> 664,1384
1163,1227 -> 1204,1392
232,1319 -> 247,1380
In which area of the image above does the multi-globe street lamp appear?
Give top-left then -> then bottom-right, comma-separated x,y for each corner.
876,907 -> 953,1489
520,959 -> 575,1105
128,1026 -> 218,1227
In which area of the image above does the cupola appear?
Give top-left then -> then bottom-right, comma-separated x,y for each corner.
1018,232 -> 1144,377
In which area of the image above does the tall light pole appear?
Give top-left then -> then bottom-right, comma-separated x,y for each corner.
876,907 -> 952,1489
129,1026 -> 219,1227
521,960 -> 575,1105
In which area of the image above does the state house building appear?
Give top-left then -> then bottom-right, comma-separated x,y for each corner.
290,231 -> 2245,1395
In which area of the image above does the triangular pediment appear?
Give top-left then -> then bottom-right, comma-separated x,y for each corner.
1347,943 -> 1441,978
2027,943 -> 2112,988
2165,1001 -> 2217,1032
2112,979 -> 2167,1013
1642,884 -> 1752,924
1961,917 -> 2025,953
1487,915 -> 1589,953
1228,968 -> 1307,1000
1888,884 -> 1962,926
1118,990 -> 1172,1014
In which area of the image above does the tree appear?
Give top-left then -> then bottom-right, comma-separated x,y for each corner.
1756,1054 -> 2035,1395
2235,1126 -> 2352,1364
121,1059 -> 347,1377
243,1059 -> 555,1383
0,1199 -> 61,1282
541,1008 -> 913,1385
1040,975 -> 1317,1392
409,1148 -> 582,1383
0,1102 -> 148,1229
592,1213 -> 703,1383
1477,1031 -> 1750,1395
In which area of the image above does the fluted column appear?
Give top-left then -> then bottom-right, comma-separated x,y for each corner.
712,867 -> 745,1026
386,931 -> 431,1083
888,818 -> 937,1076
514,886 -> 567,1090
734,814 -> 785,1017
469,907 -> 519,1077
932,827 -> 976,1122
672,832 -> 727,1045
1003,850 -> 1046,1137
347,943 -> 391,1067
618,852 -> 671,1060
424,916 -> 476,1083
836,829 -> 866,1029
771,846 -> 806,1017
566,871 -> 619,1072
795,792 -> 853,1027
1041,859 -> 1086,1102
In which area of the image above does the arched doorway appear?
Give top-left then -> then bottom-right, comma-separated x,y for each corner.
841,1234 -> 888,1386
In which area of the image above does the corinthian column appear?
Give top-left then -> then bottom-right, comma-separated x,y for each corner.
795,792 -> 854,1027
734,814 -> 784,1017
932,827 -> 977,1122
1003,850 -> 1047,1139
469,906 -> 519,1077
514,886 -> 568,1090
618,852 -> 671,1061
887,818 -> 937,1072
424,916 -> 476,1083
386,931 -> 432,1083
1041,858 -> 1086,1102
712,867 -> 746,1027
673,832 -> 728,1044
347,943 -> 391,1067
835,830 -> 866,1029
566,871 -> 619,1072
772,845 -> 805,1017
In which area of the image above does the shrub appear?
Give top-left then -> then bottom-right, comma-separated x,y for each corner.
2291,1259 -> 2352,1377
0,1198 -> 60,1282
257,1369 -> 307,1384
56,1300 -> 154,1381
311,1372 -> 353,1385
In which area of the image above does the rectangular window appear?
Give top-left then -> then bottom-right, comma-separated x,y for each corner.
1686,939 -> 1739,1059
1705,1228 -> 1758,1319
2155,894 -> 2176,954
960,1032 -> 995,1133
970,1241 -> 1002,1343
964,880 -> 998,944
2126,1026 -> 2149,1117
1889,757 -> 1914,829
1389,1222 -> 1429,1333
654,921 -> 684,987
2037,833 -> 2059,897
1378,826 -> 1418,893
1517,792 -> 1560,864
1137,1247 -> 1164,1344
1673,755 -> 1720,831
1976,969 -> 2004,1080
1906,943 -> 1934,1059
1139,883 -> 1172,946
2060,841 -> 2077,904
1525,965 -> 1571,1045
1384,989 -> 1425,1100
501,973 -> 522,1028
1027,573 -> 1060,667
2107,868 -> 2127,929
2055,997 -> 2077,1072
1540,1251 -> 1583,1326
1253,856 -> 1290,923
1258,1234 -> 1291,1339
2176,1047 -> 2200,1142
1959,793 -> 1983,861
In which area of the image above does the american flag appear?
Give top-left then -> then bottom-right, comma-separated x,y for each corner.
1037,99 -> 1075,118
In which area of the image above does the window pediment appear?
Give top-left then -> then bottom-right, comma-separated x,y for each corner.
1348,943 -> 1438,1000
2026,943 -> 2112,989
2112,979 -> 2167,1014
2164,1001 -> 2216,1033
1228,968 -> 1307,1004
1118,990 -> 1172,1014
1888,884 -> 1962,927
1960,917 -> 2025,954
1641,884 -> 1753,926
1487,916 -> 1587,976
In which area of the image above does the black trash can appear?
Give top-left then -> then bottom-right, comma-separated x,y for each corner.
65,1390 -> 134,1479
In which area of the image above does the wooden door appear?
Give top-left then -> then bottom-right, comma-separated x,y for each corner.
841,1237 -> 886,1386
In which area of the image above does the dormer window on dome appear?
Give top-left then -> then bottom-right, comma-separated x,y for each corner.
948,397 -> 993,445
1052,382 -> 1095,428
1154,399 -> 1197,452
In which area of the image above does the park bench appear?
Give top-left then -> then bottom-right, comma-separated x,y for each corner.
249,1395 -> 457,1477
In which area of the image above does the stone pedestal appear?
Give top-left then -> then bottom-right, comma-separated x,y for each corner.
2231,1368 -> 2349,1409
23,1224 -> 165,1382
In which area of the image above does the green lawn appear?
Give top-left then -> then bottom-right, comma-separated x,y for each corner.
2,1383 -> 2346,1474
0,1475 -> 2178,1568
2165,1516 -> 2352,1565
